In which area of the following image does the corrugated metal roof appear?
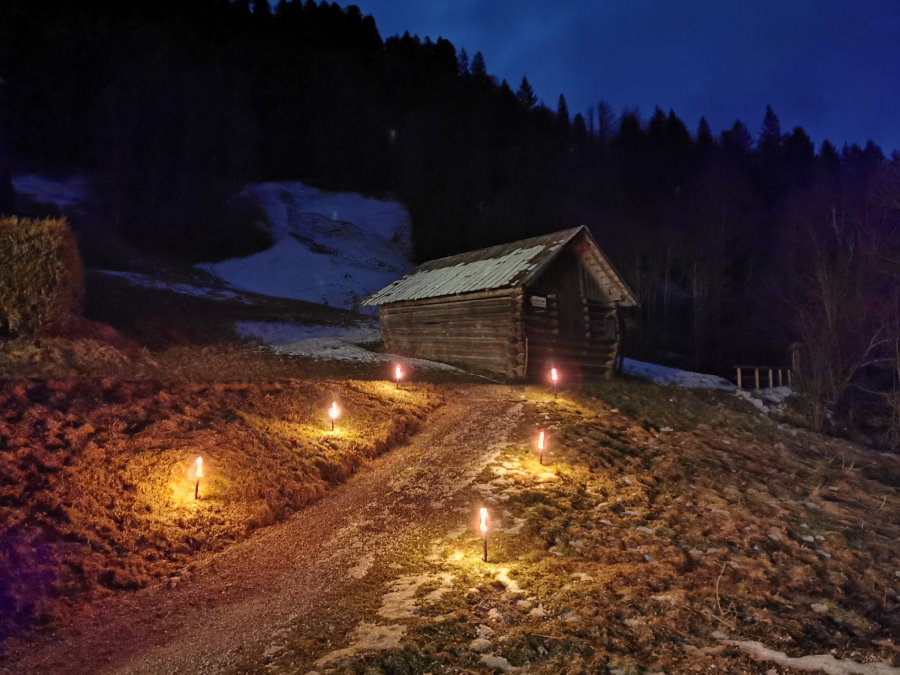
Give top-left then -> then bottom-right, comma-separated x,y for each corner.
362,225 -> 637,306
362,228 -> 579,305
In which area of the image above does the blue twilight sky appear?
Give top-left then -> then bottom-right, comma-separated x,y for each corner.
350,0 -> 900,153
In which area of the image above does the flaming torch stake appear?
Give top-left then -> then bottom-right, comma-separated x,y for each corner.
537,430 -> 545,465
394,363 -> 403,390
551,367 -> 559,399
329,401 -> 340,431
193,456 -> 203,500
480,507 -> 489,562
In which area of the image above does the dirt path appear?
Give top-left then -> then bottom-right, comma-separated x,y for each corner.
0,385 -> 528,674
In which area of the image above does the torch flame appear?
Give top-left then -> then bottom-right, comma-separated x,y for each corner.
194,456 -> 204,478
479,507 -> 488,534
551,367 -> 559,384
538,430 -> 545,451
329,401 -> 340,420
395,364 -> 403,381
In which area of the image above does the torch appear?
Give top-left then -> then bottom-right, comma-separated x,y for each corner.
550,367 -> 559,399
537,430 -> 545,464
394,363 -> 403,390
193,456 -> 203,500
328,401 -> 340,431
480,507 -> 489,562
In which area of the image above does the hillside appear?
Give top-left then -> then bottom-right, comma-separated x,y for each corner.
1,376 -> 898,673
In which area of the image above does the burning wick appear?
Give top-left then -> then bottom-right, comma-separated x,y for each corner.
550,367 -> 559,398
394,363 -> 403,389
193,456 -> 203,500
537,430 -> 545,464
328,401 -> 340,431
479,507 -> 489,562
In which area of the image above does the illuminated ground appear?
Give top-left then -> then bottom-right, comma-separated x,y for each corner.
2,382 -> 898,674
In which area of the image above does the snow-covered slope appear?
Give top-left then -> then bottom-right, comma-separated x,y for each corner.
12,174 -> 89,209
199,182 -> 412,310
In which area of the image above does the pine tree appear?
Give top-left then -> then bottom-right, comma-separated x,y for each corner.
471,51 -> 487,79
556,94 -> 569,127
516,76 -> 537,108
457,48 -> 469,75
721,120 -> 752,154
758,105 -> 782,156
696,117 -> 713,146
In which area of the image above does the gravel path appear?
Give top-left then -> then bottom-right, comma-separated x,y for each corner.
0,385 -> 527,674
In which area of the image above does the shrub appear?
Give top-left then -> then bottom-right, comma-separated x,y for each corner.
0,216 -> 83,337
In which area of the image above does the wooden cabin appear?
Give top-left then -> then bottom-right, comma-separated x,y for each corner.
362,226 -> 637,380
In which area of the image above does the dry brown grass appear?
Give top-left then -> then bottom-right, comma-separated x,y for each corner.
0,376 -> 443,643
328,381 -> 900,673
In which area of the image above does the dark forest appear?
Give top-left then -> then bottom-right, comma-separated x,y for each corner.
0,0 -> 897,446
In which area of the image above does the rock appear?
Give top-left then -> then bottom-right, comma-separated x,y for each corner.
477,624 -> 495,639
480,654 -> 516,672
800,535 -> 815,543
811,603 -> 828,613
636,526 -> 655,535
528,605 -> 547,617
487,608 -> 502,620
469,638 -> 492,653
705,547 -> 719,554
814,549 -> 831,559
660,426 -> 673,432
767,533 -> 781,543
537,645 -> 548,655
561,610 -> 579,622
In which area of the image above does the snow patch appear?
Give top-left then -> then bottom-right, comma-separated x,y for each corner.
12,173 -> 89,208
720,638 -> 900,674
236,320 -> 379,347
621,358 -> 735,390
314,622 -> 406,666
97,270 -> 245,303
199,181 -> 412,310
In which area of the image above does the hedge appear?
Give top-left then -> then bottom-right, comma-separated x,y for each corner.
0,216 -> 83,337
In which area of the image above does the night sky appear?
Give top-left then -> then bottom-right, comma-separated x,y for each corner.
351,0 -> 900,153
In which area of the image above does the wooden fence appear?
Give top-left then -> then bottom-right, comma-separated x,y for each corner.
734,365 -> 794,389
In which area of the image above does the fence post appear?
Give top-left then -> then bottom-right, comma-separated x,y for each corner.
754,368 -> 760,389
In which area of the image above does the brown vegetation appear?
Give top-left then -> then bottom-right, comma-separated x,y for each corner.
302,379 -> 900,673
0,216 -> 82,338
0,376 -> 443,643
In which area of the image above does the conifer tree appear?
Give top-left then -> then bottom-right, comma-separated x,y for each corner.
471,51 -> 487,78
516,76 -> 537,108
758,105 -> 782,151
556,94 -> 570,127
457,47 -> 469,75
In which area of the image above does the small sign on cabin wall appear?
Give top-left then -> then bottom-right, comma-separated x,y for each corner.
529,295 -> 548,309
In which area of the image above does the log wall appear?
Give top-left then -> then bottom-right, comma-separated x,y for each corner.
380,288 -> 525,378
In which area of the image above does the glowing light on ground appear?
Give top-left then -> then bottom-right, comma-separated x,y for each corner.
328,401 -> 341,431
394,364 -> 403,389
550,367 -> 559,398
193,456 -> 203,499
479,507 -> 489,562
537,430 -> 545,464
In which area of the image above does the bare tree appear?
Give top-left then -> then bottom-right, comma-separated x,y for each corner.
784,168 -> 900,446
